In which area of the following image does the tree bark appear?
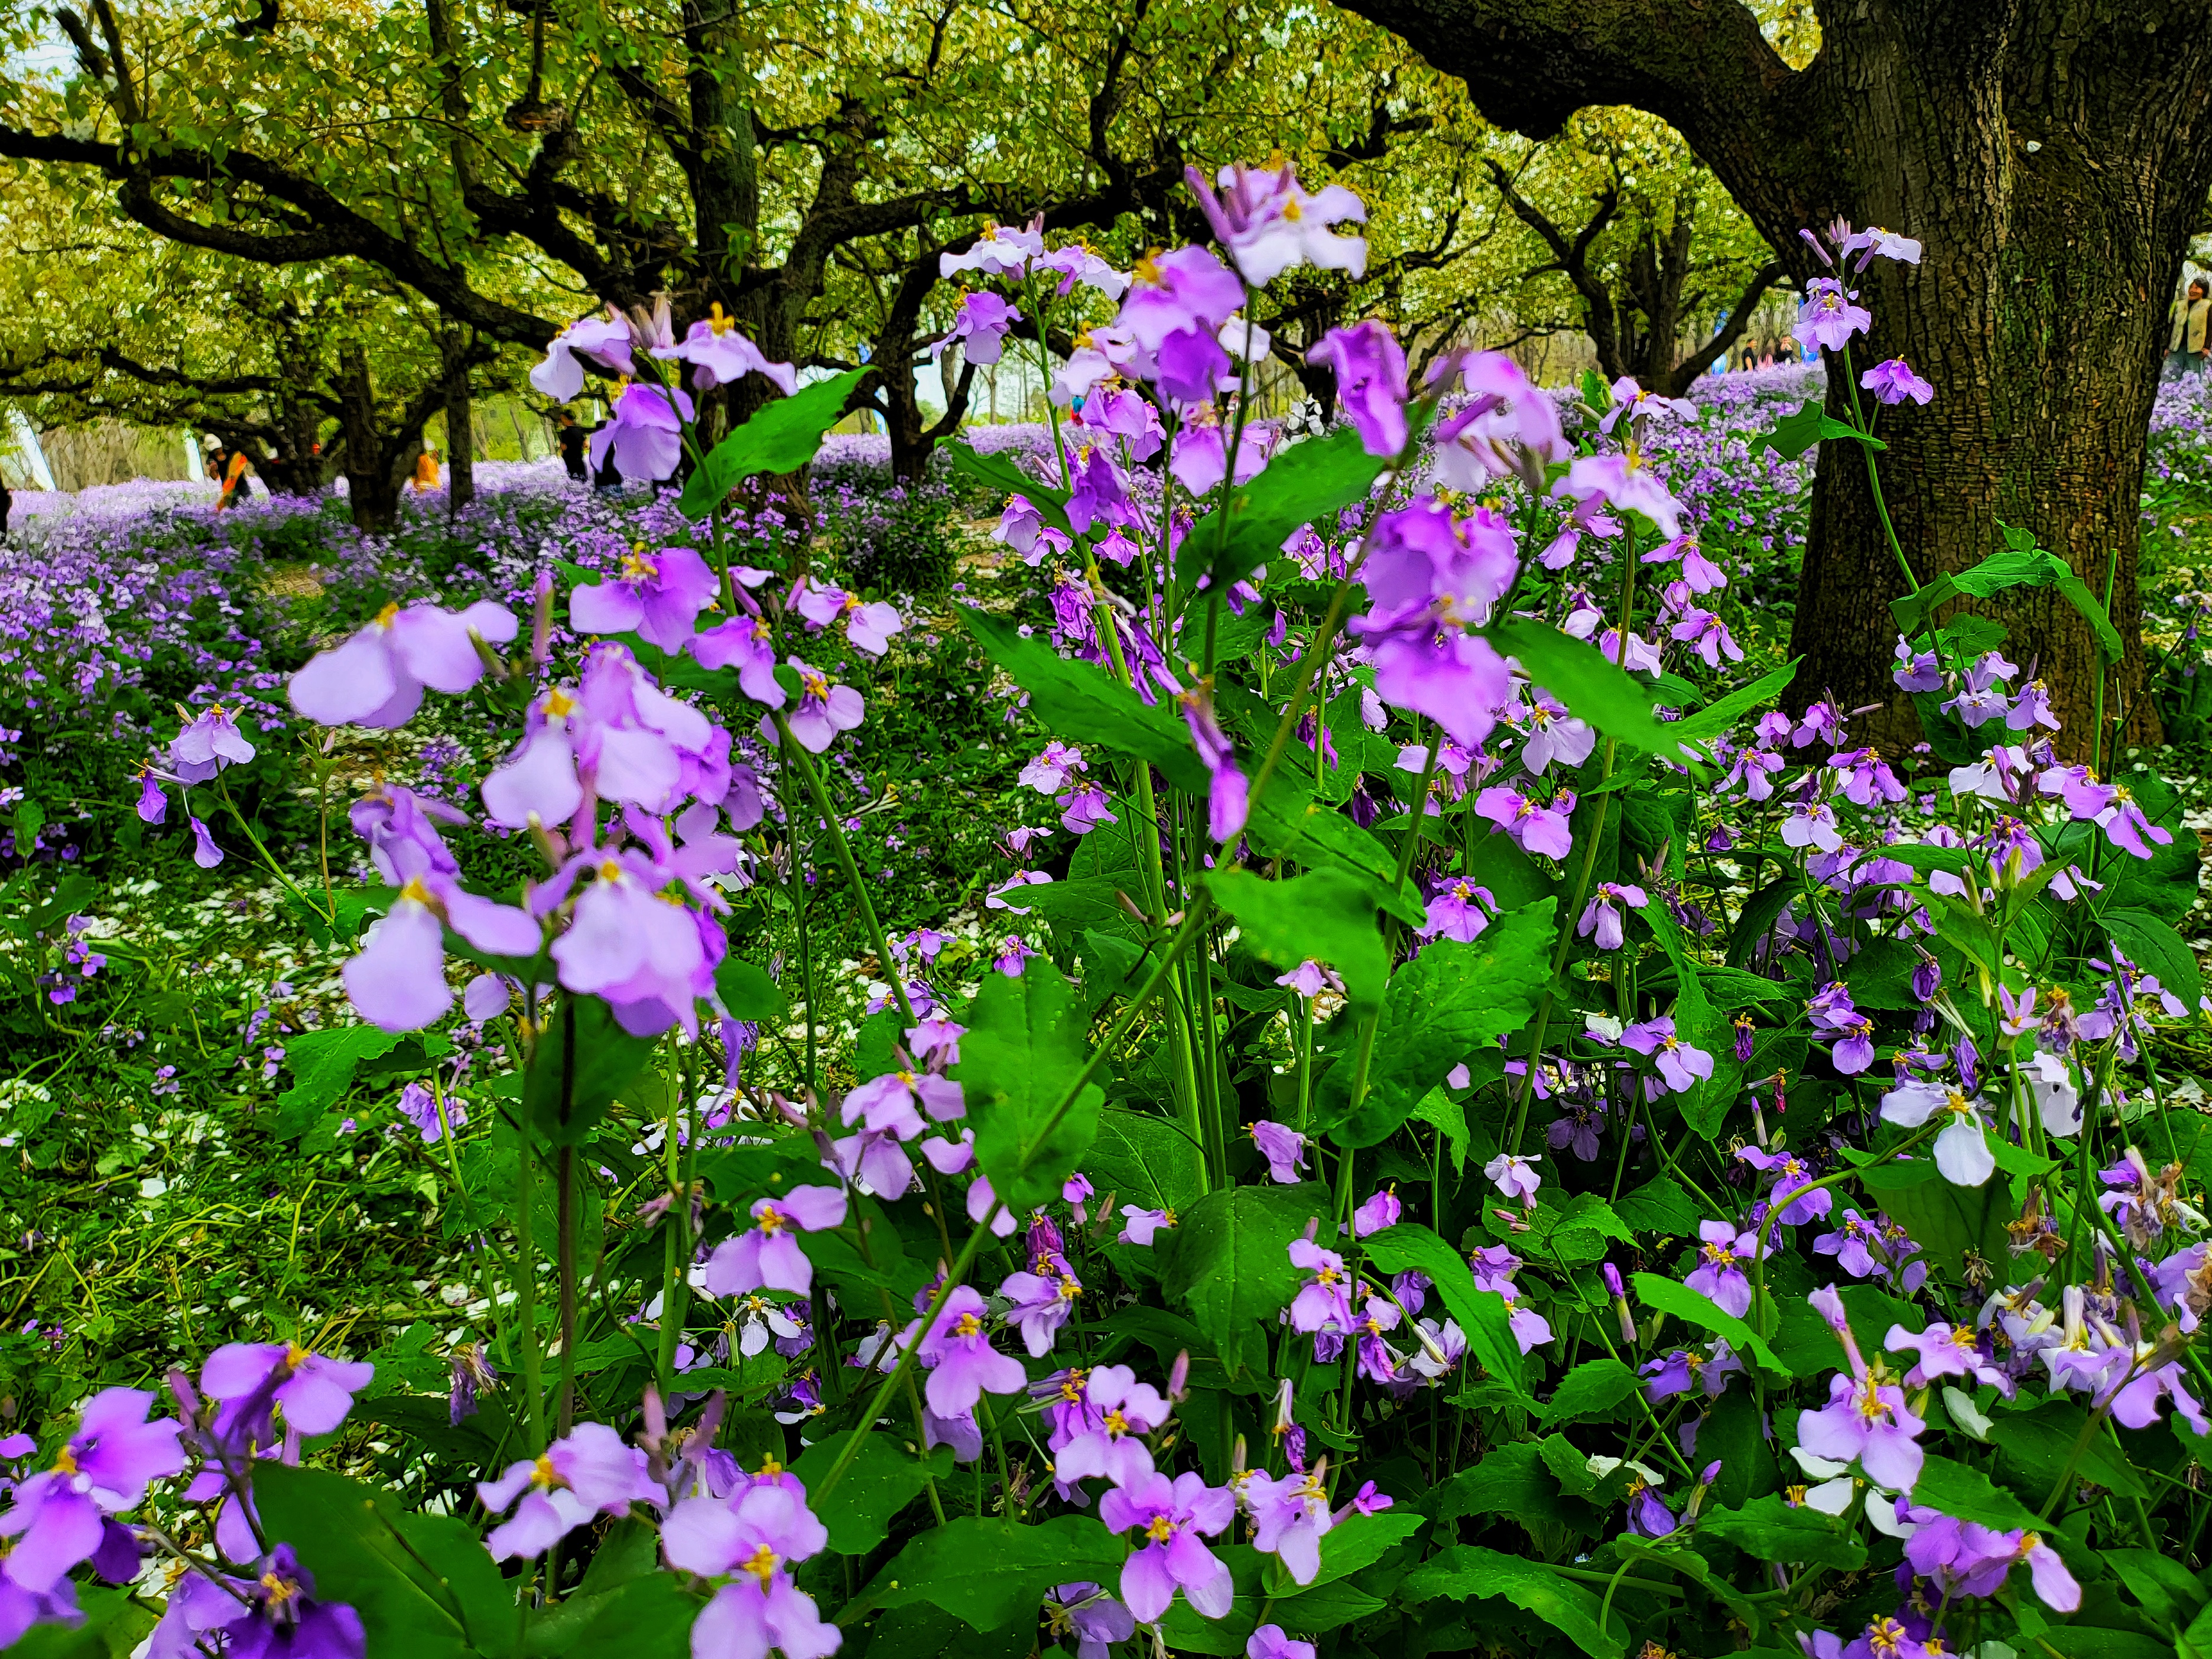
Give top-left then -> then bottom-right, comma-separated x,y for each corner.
444,349 -> 476,514
335,343 -> 411,533
1336,0 -> 2212,756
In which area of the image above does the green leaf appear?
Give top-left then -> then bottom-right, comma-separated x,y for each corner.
1398,1546 -> 1627,1659
1245,774 -> 1422,927
953,962 -> 1104,1212
1159,1182 -> 1329,1378
1489,618 -> 1690,760
678,367 -> 867,517
524,996 -> 658,1146
277,1025 -> 404,1126
252,1462 -> 480,1659
1541,1357 -> 1641,1424
1409,1086 -> 1470,1175
1312,897 -> 1555,1148
1209,864 -> 1387,1007
2101,906 -> 2203,1007
714,956 -> 789,1021
1638,894 -> 1739,1136
944,443 -> 1074,538
1911,1452 -> 2043,1531
6,1584 -> 155,1659
525,1568 -> 699,1659
960,606 -> 1208,793
1362,1222 -> 1528,1404
1612,1176 -> 1698,1238
790,1429 -> 954,1553
851,1515 -> 1125,1631
1698,1494 -> 1866,1570
1988,1400 -> 2147,1497
1630,1273 -> 1787,1375
696,1136 -> 826,1208
1175,424 -> 1387,589
1667,659 -> 1801,749
2106,1547 -> 2207,1628
1750,399 -> 1883,462
1084,1107 -> 1206,1214
1437,1442 -> 1561,1524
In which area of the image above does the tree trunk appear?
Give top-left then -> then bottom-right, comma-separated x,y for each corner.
1336,0 -> 2212,759
446,360 -> 476,513
336,343 -> 406,533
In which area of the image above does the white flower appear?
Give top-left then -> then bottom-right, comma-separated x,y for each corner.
2025,1050 -> 2081,1137
1879,1079 -> 1995,1187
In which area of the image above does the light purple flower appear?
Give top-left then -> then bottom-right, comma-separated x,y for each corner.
530,311 -> 633,400
1098,1470 -> 1235,1622
936,291 -> 1022,366
1249,1121 -> 1309,1183
1861,358 -> 1933,406
1307,320 -> 1409,456
480,1422 -> 651,1559
1475,785 -> 1573,859
1054,1365 -> 1170,1487
704,1185 -> 849,1298
1684,1221 -> 1756,1318
1185,160 -> 1367,287
0,1389 -> 184,1595
1576,881 -> 1646,951
1619,1017 -> 1714,1098
795,583 -> 904,658
917,1286 -> 1027,1417
668,308 -> 798,395
1240,1468 -> 1334,1584
1793,278 -> 1871,352
199,1342 -> 375,1439
1879,1079 -> 1995,1187
571,547 -> 719,652
775,659 -> 865,754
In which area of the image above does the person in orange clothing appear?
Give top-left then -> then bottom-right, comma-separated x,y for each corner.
215,445 -> 253,510
411,447 -> 441,492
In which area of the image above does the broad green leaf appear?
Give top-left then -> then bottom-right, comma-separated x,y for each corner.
850,1515 -> 1125,1630
1209,864 -> 1387,1006
1698,1494 -> 1866,1570
252,1462 -> 479,1659
678,367 -> 867,517
2107,1547 -> 2207,1629
714,956 -> 788,1021
1987,1400 -> 2146,1497
531,1571 -> 697,1659
1409,1086 -> 1470,1175
1911,1452 -> 2042,1531
1630,1273 -> 1787,1375
1397,1545 -> 1627,1659
524,996 -> 659,1145
1489,618 -> 1688,759
944,443 -> 1074,538
2101,906 -> 2203,1007
1540,1357 -> 1640,1423
1437,1442 -> 1562,1524
1613,1176 -> 1697,1237
1362,1222 -> 1527,1403
791,1429 -> 955,1553
1312,897 -> 1555,1148
1159,1181 -> 1329,1378
1246,773 -> 1423,926
277,1025 -> 403,1121
1084,1107 -> 1206,1214
696,1136 -> 825,1207
951,964 -> 1102,1211
7,1584 -> 155,1659
960,606 -> 1208,793
1174,423 -> 1387,589
1750,398 -> 1883,462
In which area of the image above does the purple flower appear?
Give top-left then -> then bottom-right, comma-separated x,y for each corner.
290,600 -> 520,730
703,1185 -> 849,1298
1901,1512 -> 2078,1611
917,1286 -> 1027,1417
1483,1154 -> 1541,1204
147,1546 -> 366,1659
188,815 -> 225,869
1736,1146 -> 1832,1224
1098,1470 -> 1235,1622
1246,1624 -> 1318,1659
1352,1188 -> 1401,1237
1249,1120 -> 1309,1183
0,1389 -> 185,1594
1421,876 -> 1496,944
998,1258 -> 1085,1358
1287,1238 -> 1356,1335
1475,785 -> 1573,859
1684,1221 -> 1757,1318
1892,637 -> 1943,692
775,658 -> 865,754
1861,357 -> 1934,406
571,546 -> 719,652
200,1342 -> 374,1440
664,1480 -> 841,1659
1793,278 -> 1871,352
168,705 -> 257,782
1054,1365 -> 1170,1487
670,307 -> 798,394
529,311 -> 633,399
1165,675 -> 1246,842
693,614 -> 787,707
1117,246 -> 1246,354
1119,1206 -> 1176,1246
1576,881 -> 1646,951
1308,320 -> 1409,456
1551,452 -> 1682,540
1619,1017 -> 1714,1098
1185,160 -> 1367,287
1793,1287 -> 1924,1489
936,291 -> 1023,366
590,381 -> 693,482
1239,1468 -> 1334,1583
795,582 -> 904,658
480,1422 -> 651,1559
1883,1319 -> 2010,1394
1045,1584 -> 1138,1659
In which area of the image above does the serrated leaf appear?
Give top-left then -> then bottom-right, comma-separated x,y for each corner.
1174,423 -> 1386,590
1541,1357 -> 1640,1424
1084,1107 -> 1205,1214
790,1429 -> 955,1553
952,964 -> 1103,1212
1209,864 -> 1387,1006
1159,1182 -> 1328,1378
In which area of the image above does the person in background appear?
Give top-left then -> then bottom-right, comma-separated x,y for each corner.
555,410 -> 589,483
0,476 -> 13,543
411,447 -> 441,492
215,444 -> 252,510
2166,278 -> 2212,379
1739,345 -> 1757,372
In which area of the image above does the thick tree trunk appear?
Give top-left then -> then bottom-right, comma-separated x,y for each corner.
1335,0 -> 2212,759
336,344 -> 405,533
446,362 -> 476,514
